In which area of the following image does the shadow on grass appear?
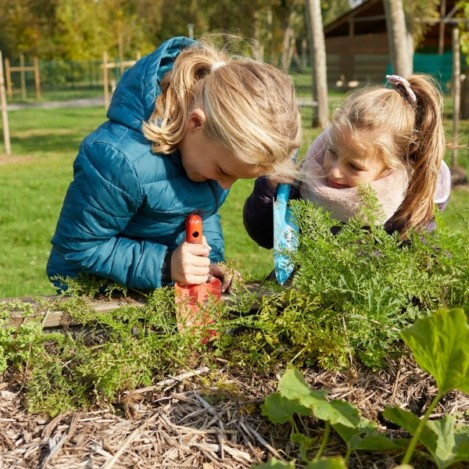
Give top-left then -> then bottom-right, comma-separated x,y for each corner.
10,134 -> 85,155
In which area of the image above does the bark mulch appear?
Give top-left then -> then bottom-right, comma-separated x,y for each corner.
1,355 -> 468,469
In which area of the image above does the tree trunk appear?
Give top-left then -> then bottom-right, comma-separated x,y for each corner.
383,0 -> 412,77
305,0 -> 329,129
252,11 -> 264,62
451,27 -> 460,169
281,12 -> 295,71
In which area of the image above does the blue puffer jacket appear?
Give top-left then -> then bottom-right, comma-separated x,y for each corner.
47,37 -> 229,290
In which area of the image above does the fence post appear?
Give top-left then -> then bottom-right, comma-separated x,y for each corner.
0,51 -> 12,156
4,57 -> 12,98
34,57 -> 41,100
20,54 -> 26,100
103,51 -> 110,110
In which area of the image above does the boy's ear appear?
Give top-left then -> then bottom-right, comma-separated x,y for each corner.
186,108 -> 206,131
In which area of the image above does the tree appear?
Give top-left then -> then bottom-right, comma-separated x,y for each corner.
305,0 -> 329,129
321,0 -> 351,26
383,0 -> 413,77
405,0 -> 440,50
0,0 -> 43,58
459,0 -> 469,63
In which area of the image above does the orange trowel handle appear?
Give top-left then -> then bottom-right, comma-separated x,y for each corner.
185,214 -> 203,244
175,213 -> 221,340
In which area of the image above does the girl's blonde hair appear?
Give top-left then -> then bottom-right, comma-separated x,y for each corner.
330,74 -> 445,235
142,38 -> 301,179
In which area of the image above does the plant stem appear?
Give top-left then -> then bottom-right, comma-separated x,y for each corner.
313,422 -> 331,462
401,391 -> 442,465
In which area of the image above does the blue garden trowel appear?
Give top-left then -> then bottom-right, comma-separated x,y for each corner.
273,182 -> 299,285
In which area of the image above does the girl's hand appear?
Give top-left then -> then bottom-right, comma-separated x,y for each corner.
171,237 -> 211,285
209,263 -> 242,293
267,174 -> 296,189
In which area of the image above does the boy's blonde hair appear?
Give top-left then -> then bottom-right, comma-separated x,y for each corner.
330,74 -> 445,235
142,39 -> 301,179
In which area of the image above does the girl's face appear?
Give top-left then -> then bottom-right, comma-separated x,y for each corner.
323,128 -> 388,189
180,109 -> 263,189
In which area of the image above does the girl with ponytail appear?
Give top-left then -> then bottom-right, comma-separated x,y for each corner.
244,74 -> 450,251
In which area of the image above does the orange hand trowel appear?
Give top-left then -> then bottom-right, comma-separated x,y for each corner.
174,214 -> 222,338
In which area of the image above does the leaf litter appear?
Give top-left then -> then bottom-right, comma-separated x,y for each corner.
1,352 -> 468,468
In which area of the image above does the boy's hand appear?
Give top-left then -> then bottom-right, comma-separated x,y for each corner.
209,263 -> 242,293
171,236 -> 211,285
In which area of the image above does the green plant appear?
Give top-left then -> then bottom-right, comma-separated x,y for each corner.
288,192 -> 468,368
0,282 -> 224,415
257,308 -> 469,468
216,192 -> 469,372
385,308 -> 469,467
0,301 -> 51,374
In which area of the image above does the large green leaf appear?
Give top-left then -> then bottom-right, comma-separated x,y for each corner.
384,406 -> 469,468
426,416 -> 469,468
383,406 -> 438,450
277,366 -> 360,428
277,366 -> 327,401
261,392 -> 311,424
333,417 -> 406,451
400,309 -> 469,394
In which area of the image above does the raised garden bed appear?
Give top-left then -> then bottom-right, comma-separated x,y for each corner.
1,290 -> 468,468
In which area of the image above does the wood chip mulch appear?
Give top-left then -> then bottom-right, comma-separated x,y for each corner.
1,355 -> 468,469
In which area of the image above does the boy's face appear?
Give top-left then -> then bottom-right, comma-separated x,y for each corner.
180,109 -> 263,189
323,128 -> 388,189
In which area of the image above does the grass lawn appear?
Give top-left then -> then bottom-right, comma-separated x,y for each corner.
0,99 -> 468,298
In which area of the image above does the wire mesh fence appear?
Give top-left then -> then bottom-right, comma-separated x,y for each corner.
2,52 -> 467,104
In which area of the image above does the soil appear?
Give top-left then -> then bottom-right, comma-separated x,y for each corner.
1,355 -> 468,468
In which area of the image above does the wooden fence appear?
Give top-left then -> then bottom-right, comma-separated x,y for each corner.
101,52 -> 141,109
4,54 -> 41,101
0,50 -> 11,155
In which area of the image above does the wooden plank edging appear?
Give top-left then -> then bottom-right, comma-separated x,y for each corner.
2,283 -> 269,330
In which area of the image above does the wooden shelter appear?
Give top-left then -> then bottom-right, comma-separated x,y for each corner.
323,0 -> 467,88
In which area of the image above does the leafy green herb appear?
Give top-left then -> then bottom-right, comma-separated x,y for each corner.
260,308 -> 469,468
385,308 -> 469,466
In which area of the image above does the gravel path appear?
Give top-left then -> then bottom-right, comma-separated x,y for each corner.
6,97 -> 105,111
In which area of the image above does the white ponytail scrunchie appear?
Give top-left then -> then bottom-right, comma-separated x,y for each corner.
211,61 -> 225,72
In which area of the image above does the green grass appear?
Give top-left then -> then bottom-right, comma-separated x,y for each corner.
7,87 -> 103,104
0,100 -> 468,298
0,107 -> 106,297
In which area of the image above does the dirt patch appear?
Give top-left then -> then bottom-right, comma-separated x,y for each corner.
1,356 -> 468,468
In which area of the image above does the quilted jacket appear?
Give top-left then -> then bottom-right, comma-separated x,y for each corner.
47,37 -> 229,290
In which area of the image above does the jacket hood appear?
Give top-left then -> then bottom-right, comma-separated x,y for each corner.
107,36 -> 196,132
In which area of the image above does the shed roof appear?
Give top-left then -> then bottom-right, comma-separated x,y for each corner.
324,0 -> 466,51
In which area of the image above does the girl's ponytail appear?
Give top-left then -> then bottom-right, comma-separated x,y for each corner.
390,74 -> 445,234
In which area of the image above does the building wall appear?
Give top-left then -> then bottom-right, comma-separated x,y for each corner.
325,34 -> 389,87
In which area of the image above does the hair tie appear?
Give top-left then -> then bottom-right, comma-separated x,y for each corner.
386,74 -> 417,104
211,61 -> 225,72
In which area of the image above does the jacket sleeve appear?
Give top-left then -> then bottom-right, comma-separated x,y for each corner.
243,177 -> 277,249
243,177 -> 302,250
50,143 -> 171,290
